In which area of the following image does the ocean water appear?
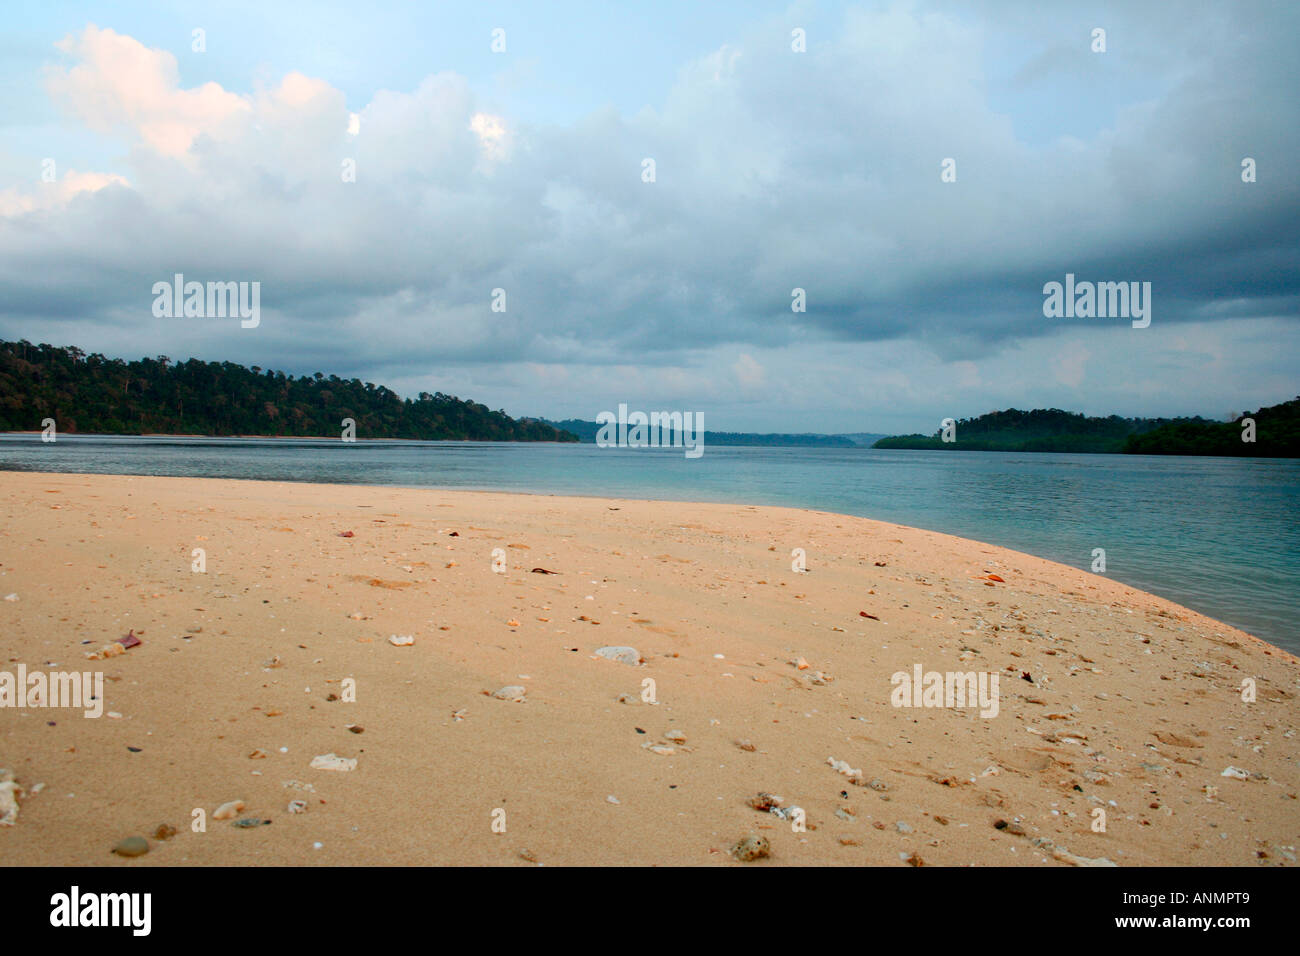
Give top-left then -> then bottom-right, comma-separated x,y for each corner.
2,434 -> 1297,654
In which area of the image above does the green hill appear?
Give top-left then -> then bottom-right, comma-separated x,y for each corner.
1122,397 -> 1299,457
0,339 -> 577,442
873,407 -> 1215,454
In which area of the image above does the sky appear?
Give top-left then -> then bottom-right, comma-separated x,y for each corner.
1,0 -> 1297,434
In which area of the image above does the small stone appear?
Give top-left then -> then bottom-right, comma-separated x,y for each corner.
895,821 -> 913,834
288,800 -> 307,814
112,836 -> 149,857
735,739 -> 756,752
152,824 -> 178,841
492,686 -> 527,702
1221,766 -> 1250,780
606,795 -> 620,805
388,634 -> 414,646
664,729 -> 687,744
595,646 -> 641,666
732,834 -> 770,862
750,792 -> 784,811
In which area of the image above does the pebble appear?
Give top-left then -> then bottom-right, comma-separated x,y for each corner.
388,634 -> 414,646
288,800 -> 308,814
595,646 -> 641,666
895,821 -> 913,834
492,686 -> 527,702
1221,766 -> 1250,780
112,836 -> 149,857
606,795 -> 620,805
732,834 -> 770,862
664,730 -> 687,744
153,824 -> 178,841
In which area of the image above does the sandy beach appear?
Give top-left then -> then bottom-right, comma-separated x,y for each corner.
1,471 -> 1295,866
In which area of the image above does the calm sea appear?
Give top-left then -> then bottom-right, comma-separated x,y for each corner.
3,435 -> 1296,654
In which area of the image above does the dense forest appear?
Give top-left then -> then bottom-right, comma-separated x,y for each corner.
874,407 -> 1216,454
0,339 -> 577,442
1122,398 -> 1299,457
875,403 -> 1299,457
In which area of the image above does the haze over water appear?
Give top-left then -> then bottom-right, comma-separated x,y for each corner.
4,434 -> 1295,655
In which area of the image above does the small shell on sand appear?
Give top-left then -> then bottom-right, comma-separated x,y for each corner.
0,769 -> 21,826
664,729 -> 687,744
310,753 -> 357,771
214,800 -> 245,820
112,836 -> 149,857
827,756 -> 864,785
595,646 -> 641,666
732,834 -> 770,862
492,686 -> 527,702
388,634 -> 415,646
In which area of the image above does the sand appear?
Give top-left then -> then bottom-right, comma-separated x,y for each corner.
0,471 -> 1295,866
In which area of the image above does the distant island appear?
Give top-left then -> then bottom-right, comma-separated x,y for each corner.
543,419 -> 884,448
0,339 -> 576,442
873,401 -> 1300,457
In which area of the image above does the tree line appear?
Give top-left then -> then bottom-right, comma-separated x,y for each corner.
0,339 -> 578,442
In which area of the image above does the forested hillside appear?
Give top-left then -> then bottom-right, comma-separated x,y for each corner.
0,340 -> 577,441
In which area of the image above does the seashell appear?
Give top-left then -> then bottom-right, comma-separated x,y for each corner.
214,800 -> 245,820
491,686 -> 527,702
827,756 -> 864,785
310,753 -> 357,772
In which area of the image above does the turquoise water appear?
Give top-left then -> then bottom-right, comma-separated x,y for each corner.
2,434 -> 1296,653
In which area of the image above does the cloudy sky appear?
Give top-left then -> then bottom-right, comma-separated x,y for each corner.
1,0 -> 1297,433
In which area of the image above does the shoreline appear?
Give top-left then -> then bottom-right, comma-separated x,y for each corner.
1,471 -> 1296,866
1,465 -> 1288,654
